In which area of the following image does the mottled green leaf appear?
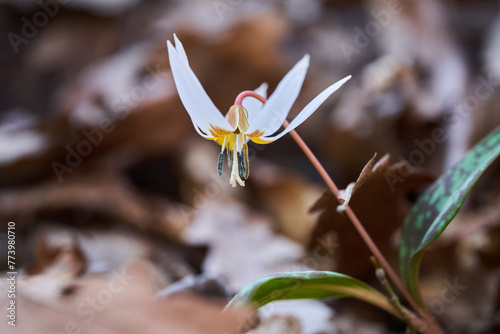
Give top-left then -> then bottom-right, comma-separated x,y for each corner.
226,271 -> 401,318
400,125 -> 500,305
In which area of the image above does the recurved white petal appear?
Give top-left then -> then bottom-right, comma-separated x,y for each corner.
167,38 -> 234,135
259,75 -> 351,142
242,83 -> 268,123
245,55 -> 310,136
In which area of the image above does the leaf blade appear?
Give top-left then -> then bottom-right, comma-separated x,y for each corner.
227,271 -> 401,318
399,125 -> 500,304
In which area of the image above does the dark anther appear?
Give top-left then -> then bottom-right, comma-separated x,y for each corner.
217,152 -> 224,176
238,152 -> 246,179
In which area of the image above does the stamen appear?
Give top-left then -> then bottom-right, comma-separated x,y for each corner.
221,135 -> 228,153
230,138 -> 238,187
238,152 -> 245,179
236,174 -> 245,187
218,135 -> 228,176
243,142 -> 250,179
228,150 -> 233,168
217,152 -> 224,176
217,120 -> 253,187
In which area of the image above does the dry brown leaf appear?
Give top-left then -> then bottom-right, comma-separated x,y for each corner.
0,262 -> 250,334
308,153 -> 433,279
337,153 -> 379,212
0,172 -> 170,237
250,161 -> 324,245
0,173 -> 199,281
183,197 -> 303,294
28,228 -> 87,277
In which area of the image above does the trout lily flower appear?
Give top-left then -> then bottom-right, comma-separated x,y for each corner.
167,34 -> 351,187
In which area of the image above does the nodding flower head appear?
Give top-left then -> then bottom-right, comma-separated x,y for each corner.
167,34 -> 351,187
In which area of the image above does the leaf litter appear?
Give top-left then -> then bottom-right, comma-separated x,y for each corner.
1,0 -> 500,333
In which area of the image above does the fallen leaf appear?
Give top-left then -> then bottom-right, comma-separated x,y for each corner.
183,196 -> 304,294
337,153 -> 379,212
0,262 -> 250,334
308,153 -> 434,279
250,161 -> 324,245
258,299 -> 336,334
28,228 -> 87,277
0,173 -> 199,281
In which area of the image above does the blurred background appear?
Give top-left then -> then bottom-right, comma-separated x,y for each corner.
0,0 -> 499,333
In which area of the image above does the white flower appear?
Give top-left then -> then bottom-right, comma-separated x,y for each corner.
167,34 -> 351,187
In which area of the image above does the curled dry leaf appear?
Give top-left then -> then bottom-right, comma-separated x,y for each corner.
308,153 -> 434,279
337,153 -> 380,212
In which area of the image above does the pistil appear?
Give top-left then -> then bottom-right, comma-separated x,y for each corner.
229,134 -> 245,187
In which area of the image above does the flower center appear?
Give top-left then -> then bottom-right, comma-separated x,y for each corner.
216,105 -> 251,187
216,92 -> 267,187
218,133 -> 249,187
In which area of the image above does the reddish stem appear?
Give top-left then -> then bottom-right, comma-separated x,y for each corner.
235,91 -> 444,334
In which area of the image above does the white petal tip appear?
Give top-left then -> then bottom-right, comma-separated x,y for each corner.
336,75 -> 352,87
174,33 -> 181,45
255,82 -> 268,95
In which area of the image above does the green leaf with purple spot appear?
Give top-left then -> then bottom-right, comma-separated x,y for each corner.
400,125 -> 500,306
226,271 -> 402,319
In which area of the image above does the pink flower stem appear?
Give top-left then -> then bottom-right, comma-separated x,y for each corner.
284,124 -> 442,334
235,91 -> 444,334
